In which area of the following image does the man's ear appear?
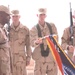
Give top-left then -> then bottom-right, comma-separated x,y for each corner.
36,14 -> 38,17
19,15 -> 21,18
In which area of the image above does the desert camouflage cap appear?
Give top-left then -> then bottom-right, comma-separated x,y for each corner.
38,8 -> 47,14
0,5 -> 10,14
11,10 -> 20,16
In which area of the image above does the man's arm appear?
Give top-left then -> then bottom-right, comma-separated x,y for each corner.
26,28 -> 32,66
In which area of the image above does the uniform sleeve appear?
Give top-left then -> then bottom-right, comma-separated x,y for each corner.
50,23 -> 58,41
61,27 -> 70,50
25,28 -> 32,61
30,26 -> 39,48
0,28 -> 7,44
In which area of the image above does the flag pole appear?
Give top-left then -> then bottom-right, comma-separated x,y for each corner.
41,34 -> 57,40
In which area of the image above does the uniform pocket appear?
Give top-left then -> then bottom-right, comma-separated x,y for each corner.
32,48 -> 41,60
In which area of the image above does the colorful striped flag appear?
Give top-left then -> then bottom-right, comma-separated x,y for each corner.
46,35 -> 75,75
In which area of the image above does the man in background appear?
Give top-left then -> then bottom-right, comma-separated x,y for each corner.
9,10 -> 32,75
61,10 -> 75,63
0,5 -> 11,75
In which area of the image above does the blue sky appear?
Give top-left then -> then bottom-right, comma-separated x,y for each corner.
0,0 -> 75,43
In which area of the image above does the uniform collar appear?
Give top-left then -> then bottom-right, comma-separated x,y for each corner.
38,22 -> 47,30
11,22 -> 23,31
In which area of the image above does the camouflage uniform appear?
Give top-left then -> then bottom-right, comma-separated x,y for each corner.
61,26 -> 75,59
30,9 -> 58,75
9,10 -> 31,75
0,5 -> 11,75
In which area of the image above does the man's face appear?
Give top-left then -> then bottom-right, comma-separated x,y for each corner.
1,12 -> 10,24
11,15 -> 20,23
11,15 -> 20,27
6,14 -> 10,23
37,14 -> 46,21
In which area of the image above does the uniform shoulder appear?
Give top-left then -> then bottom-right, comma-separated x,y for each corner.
30,25 -> 37,31
46,22 -> 56,26
21,25 -> 29,31
49,22 -> 55,26
46,22 -> 56,29
21,25 -> 30,35
64,26 -> 70,31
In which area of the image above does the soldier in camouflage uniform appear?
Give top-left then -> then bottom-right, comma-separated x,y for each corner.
9,10 -> 32,75
30,8 -> 58,75
61,11 -> 75,63
0,5 -> 11,75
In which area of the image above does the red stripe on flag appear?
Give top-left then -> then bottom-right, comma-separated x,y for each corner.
46,37 -> 64,75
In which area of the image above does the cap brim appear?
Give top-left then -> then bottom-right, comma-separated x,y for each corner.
11,14 -> 20,16
38,12 -> 46,15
